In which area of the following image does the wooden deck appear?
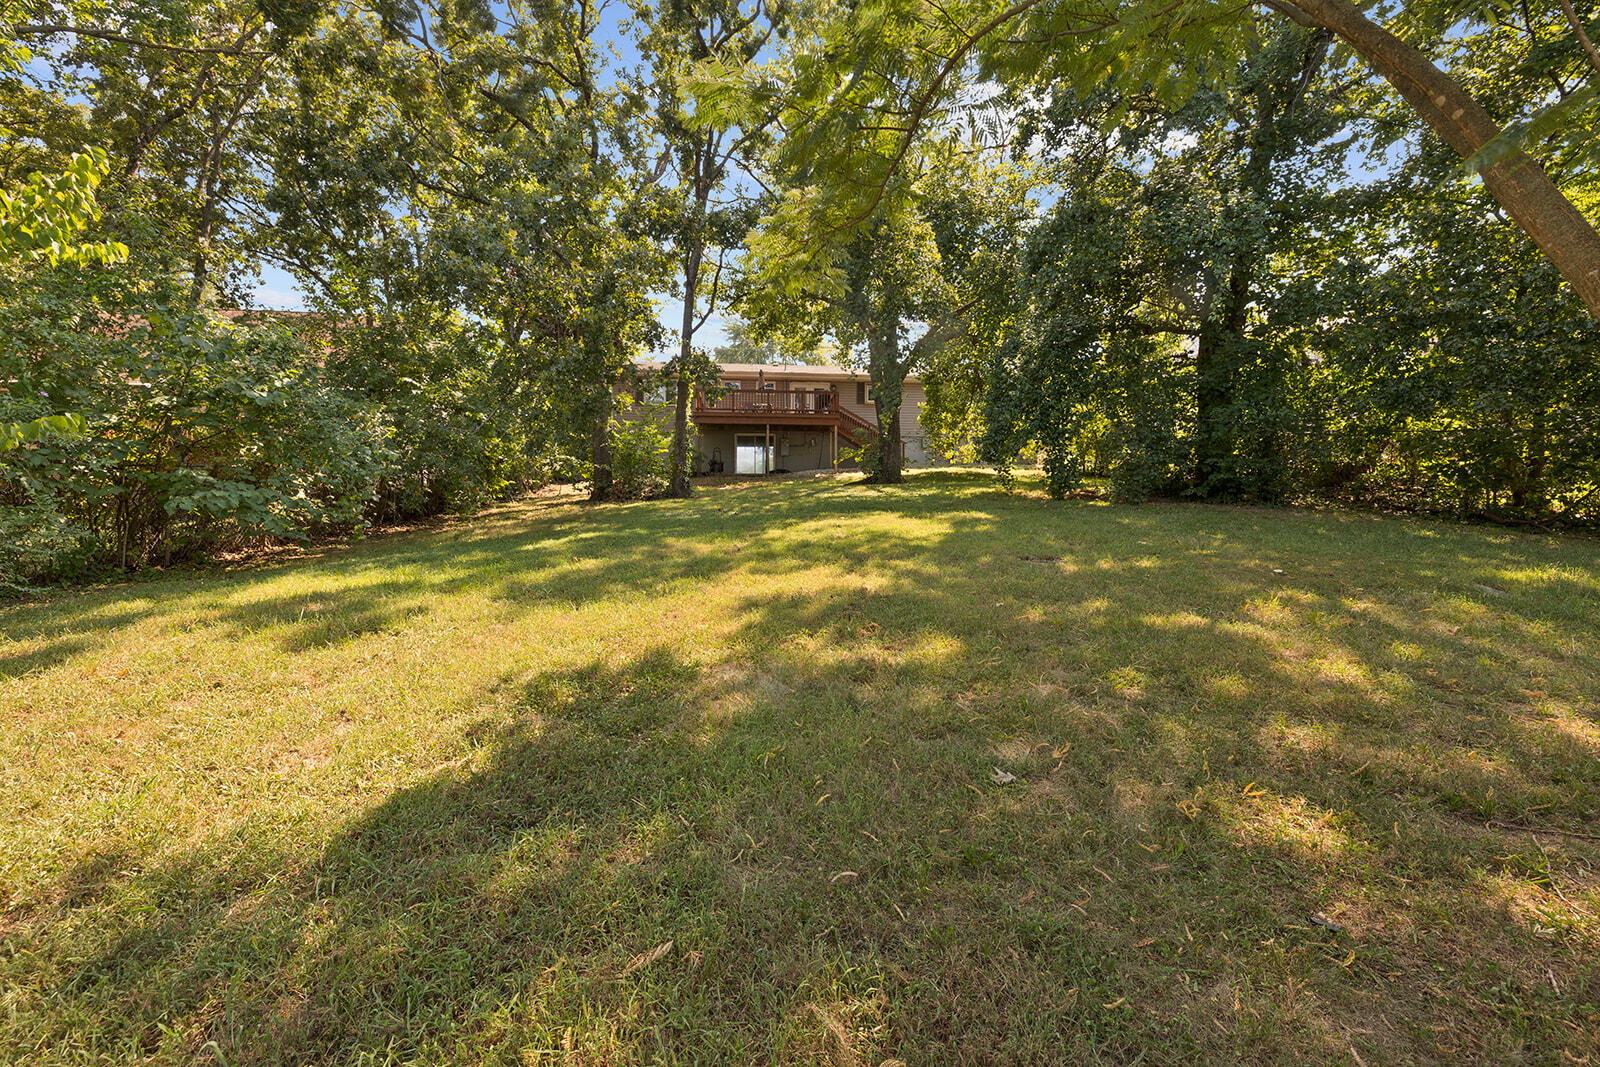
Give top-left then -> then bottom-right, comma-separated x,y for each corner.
690,389 -> 885,460
692,387 -> 841,427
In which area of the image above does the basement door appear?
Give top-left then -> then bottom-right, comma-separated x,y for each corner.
734,434 -> 771,475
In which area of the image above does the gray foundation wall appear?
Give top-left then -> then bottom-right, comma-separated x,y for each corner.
691,426 -> 842,474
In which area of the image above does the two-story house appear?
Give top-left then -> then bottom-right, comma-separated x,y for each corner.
631,361 -> 940,475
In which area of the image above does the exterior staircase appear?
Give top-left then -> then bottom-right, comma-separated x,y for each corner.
837,405 -> 880,449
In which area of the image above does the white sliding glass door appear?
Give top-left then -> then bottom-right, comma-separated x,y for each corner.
734,434 -> 770,475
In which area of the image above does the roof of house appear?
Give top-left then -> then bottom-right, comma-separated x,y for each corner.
633,360 -> 921,385
216,308 -> 330,321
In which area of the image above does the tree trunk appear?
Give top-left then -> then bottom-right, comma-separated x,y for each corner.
1193,322 -> 1229,494
1283,0 -> 1600,320
866,332 -> 906,483
669,238 -> 703,498
1193,29 -> 1326,499
874,391 -> 904,483
185,62 -> 268,310
189,125 -> 221,310
668,374 -> 693,494
589,388 -> 614,502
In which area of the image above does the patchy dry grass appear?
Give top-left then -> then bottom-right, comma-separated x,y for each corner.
2,470 -> 1597,1065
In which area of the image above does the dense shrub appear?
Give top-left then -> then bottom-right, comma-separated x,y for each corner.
1290,186 -> 1600,524
0,270 -> 540,586
602,399 -> 672,500
2,302 -> 382,582
979,169 -> 1600,522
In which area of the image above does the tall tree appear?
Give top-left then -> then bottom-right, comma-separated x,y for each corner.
258,0 -> 669,499
698,0 -> 1600,319
711,318 -> 833,364
745,157 -> 1026,482
16,0 -> 305,307
1263,0 -> 1600,316
635,0 -> 782,496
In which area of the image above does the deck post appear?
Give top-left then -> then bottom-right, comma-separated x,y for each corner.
832,425 -> 838,471
764,422 -> 770,475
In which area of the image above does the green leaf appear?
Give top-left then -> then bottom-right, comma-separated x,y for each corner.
1460,87 -> 1600,178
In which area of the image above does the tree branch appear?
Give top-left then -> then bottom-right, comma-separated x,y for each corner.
14,22 -> 268,56
1556,0 -> 1600,74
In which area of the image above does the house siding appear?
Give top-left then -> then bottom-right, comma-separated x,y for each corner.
899,382 -> 940,467
839,377 -> 876,427
838,379 -> 941,468
694,427 -> 737,472
627,361 -> 939,474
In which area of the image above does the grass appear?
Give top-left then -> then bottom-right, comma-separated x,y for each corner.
2,469 -> 1598,1065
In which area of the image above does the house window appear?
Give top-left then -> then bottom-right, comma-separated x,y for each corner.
634,377 -> 671,403
856,382 -> 875,405
724,380 -> 741,390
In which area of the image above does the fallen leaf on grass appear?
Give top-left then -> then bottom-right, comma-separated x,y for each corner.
620,940 -> 673,976
991,767 -> 1017,785
830,870 -> 859,883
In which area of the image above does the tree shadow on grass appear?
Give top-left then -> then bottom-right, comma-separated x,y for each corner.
18,585 -> 1596,1063
167,482 -> 1016,651
20,648 -> 934,1062
5,473 -> 1600,1064
0,606 -> 152,677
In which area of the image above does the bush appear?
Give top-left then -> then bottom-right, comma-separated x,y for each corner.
838,435 -> 882,478
0,270 -> 402,579
604,399 -> 672,500
0,493 -> 98,591
327,320 -> 535,521
0,259 -> 561,584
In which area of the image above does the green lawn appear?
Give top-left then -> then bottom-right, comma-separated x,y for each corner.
2,471 -> 1598,1065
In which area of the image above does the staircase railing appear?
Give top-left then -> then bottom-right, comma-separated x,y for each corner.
837,405 -> 879,439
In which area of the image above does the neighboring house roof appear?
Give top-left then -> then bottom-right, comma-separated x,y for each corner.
634,360 -> 922,385
215,308 -> 326,321
216,308 -> 339,346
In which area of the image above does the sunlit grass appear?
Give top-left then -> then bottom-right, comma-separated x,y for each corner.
1,470 -> 1597,1064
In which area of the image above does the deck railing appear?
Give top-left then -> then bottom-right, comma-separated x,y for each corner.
694,387 -> 837,417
